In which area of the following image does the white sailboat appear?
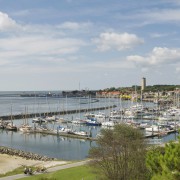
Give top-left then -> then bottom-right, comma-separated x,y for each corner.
19,106 -> 33,133
5,104 -> 17,131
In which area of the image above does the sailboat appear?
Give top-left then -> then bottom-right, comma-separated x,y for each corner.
5,105 -> 17,131
72,97 -> 87,125
19,106 -> 33,133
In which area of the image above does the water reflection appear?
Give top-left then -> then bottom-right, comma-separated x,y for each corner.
0,128 -> 96,160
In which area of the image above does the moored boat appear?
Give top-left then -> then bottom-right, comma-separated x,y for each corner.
19,124 -> 33,133
5,122 -> 17,131
86,119 -> 101,126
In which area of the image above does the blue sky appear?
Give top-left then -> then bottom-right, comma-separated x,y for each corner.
0,0 -> 179,91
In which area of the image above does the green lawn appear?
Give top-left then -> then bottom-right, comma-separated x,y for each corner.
18,165 -> 100,180
0,166 -> 24,178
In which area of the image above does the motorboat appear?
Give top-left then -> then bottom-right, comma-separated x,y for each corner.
86,119 -> 101,126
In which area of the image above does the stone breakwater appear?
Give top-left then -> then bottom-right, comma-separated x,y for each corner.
0,105 -> 116,120
0,146 -> 56,161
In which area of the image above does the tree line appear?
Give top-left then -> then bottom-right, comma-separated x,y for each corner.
100,85 -> 180,93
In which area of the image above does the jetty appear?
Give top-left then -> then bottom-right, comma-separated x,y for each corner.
32,129 -> 97,141
145,129 -> 178,138
6,127 -> 176,142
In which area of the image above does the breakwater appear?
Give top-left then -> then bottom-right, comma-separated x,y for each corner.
0,105 -> 116,120
0,146 -> 56,161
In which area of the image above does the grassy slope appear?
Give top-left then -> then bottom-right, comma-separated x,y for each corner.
18,165 -> 100,180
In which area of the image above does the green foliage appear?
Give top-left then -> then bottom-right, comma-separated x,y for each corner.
146,137 -> 180,180
100,85 -> 180,93
144,85 -> 180,92
89,124 -> 149,180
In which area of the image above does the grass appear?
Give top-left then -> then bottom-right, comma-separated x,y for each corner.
18,165 -> 100,180
0,166 -> 24,177
0,165 -> 37,178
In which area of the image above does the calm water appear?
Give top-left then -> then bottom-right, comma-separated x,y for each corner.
0,91 -> 124,116
0,91 -> 117,160
0,129 -> 97,160
0,91 -> 178,160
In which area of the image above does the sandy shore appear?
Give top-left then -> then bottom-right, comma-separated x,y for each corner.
0,154 -> 68,174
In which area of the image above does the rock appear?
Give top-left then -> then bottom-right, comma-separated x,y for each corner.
0,146 -> 55,161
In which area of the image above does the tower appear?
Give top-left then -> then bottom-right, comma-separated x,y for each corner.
141,77 -> 146,91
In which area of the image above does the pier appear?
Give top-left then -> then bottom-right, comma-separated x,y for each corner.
145,129 -> 178,138
32,129 -> 97,141
34,128 -> 177,141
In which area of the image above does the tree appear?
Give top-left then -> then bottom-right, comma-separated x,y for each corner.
88,124 -> 149,180
146,135 -> 180,180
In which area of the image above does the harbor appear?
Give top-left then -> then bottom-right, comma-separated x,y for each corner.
0,91 -> 179,160
0,2 -> 180,179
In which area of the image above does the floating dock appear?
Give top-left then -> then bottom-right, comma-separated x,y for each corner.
33,129 -> 97,141
145,129 -> 178,138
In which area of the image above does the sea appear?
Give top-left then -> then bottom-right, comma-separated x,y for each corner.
0,91 -> 178,160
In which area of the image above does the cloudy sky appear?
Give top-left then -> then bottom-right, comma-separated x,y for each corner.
0,0 -> 179,91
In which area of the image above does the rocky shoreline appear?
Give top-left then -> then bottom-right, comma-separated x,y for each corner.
0,146 -> 56,161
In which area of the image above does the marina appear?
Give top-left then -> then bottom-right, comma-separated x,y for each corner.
0,91 -> 179,160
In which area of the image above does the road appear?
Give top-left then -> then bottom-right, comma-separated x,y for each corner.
0,160 -> 89,180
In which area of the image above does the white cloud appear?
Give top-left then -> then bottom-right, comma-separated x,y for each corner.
145,9 -> 180,22
116,8 -> 180,28
93,32 -> 143,51
150,33 -> 170,38
127,47 -> 180,67
57,21 -> 92,30
0,11 -> 88,68
0,36 -> 85,66
139,9 -> 180,24
0,12 -> 19,31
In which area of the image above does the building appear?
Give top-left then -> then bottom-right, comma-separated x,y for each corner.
141,77 -> 146,91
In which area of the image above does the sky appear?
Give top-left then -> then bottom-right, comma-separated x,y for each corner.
0,0 -> 180,91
